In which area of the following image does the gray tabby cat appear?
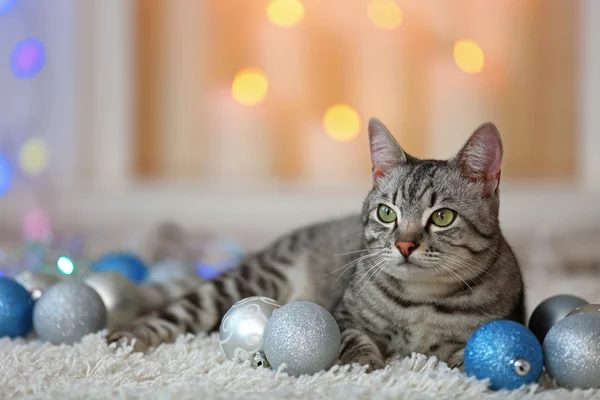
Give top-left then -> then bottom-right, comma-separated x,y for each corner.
108,118 -> 525,371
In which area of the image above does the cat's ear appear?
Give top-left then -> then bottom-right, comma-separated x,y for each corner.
449,122 -> 503,195
368,118 -> 408,180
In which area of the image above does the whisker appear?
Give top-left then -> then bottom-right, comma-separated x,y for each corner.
442,252 -> 499,282
352,259 -> 387,297
433,261 -> 474,294
335,247 -> 384,256
324,251 -> 385,277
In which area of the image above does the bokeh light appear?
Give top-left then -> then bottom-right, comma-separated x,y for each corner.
323,104 -> 361,142
57,256 -> 74,275
11,38 -> 46,79
231,68 -> 269,106
367,0 -> 403,30
266,0 -> 305,28
453,39 -> 485,74
0,154 -> 13,197
0,0 -> 17,15
19,137 -> 48,176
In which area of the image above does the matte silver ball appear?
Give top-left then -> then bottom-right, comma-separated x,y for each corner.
263,301 -> 341,377
543,314 -> 600,389
84,272 -> 140,330
566,303 -> 600,318
219,296 -> 281,366
14,271 -> 61,300
147,259 -> 199,283
33,281 -> 108,345
528,294 -> 588,343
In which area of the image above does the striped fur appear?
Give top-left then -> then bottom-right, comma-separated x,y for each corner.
108,119 -> 524,372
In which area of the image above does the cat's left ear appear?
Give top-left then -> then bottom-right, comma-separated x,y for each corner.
449,122 -> 503,196
368,118 -> 409,181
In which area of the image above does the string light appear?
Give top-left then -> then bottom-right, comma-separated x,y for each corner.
19,137 -> 48,176
57,256 -> 74,275
231,68 -> 269,106
323,104 -> 361,142
266,0 -> 305,28
10,38 -> 46,79
453,39 -> 485,74
367,0 -> 403,30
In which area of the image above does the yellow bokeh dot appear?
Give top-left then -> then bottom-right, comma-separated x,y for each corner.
453,39 -> 485,74
231,68 -> 269,106
267,0 -> 305,28
367,0 -> 403,30
323,104 -> 361,142
19,137 -> 48,176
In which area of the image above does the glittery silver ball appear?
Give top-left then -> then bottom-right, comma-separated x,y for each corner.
566,303 -> 600,319
219,296 -> 281,366
84,272 -> 140,330
544,314 -> 600,389
33,281 -> 108,345
14,271 -> 62,300
263,301 -> 341,377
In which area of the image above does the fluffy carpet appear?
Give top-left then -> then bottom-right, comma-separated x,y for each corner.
0,332 -> 598,400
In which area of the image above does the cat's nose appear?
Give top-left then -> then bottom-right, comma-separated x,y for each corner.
396,241 -> 417,257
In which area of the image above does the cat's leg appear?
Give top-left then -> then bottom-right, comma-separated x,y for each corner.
338,328 -> 386,372
447,348 -> 465,369
108,257 -> 291,351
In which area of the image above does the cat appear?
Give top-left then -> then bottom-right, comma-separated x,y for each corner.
108,118 -> 525,372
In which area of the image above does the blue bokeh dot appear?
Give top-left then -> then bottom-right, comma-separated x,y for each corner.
0,154 -> 13,197
0,0 -> 17,16
10,38 -> 46,79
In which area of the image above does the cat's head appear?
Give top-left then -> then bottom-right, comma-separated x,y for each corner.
362,118 -> 503,284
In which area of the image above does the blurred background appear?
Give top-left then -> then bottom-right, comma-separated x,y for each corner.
0,0 -> 599,304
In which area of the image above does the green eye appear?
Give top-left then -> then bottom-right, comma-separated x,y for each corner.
377,204 -> 397,223
431,208 -> 456,227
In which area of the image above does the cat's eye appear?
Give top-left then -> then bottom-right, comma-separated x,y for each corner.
377,204 -> 397,223
430,208 -> 456,227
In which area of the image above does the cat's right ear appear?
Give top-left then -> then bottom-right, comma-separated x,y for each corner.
368,118 -> 407,180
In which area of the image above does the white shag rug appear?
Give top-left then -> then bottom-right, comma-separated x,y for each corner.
0,332 -> 598,400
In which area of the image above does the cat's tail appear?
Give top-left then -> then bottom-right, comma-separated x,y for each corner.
107,255 -> 291,352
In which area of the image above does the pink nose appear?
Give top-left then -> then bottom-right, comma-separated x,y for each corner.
396,241 -> 417,257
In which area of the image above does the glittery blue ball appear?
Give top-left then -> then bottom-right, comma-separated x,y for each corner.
0,277 -> 34,338
464,320 -> 543,391
91,252 -> 148,284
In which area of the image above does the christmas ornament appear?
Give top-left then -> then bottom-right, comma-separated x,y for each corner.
91,252 -> 148,284
219,296 -> 280,366
543,313 -> 600,389
528,294 -> 587,344
263,301 -> 341,377
566,303 -> 600,318
14,270 -> 61,300
464,320 -> 543,391
33,281 -> 107,344
83,271 -> 140,330
0,277 -> 33,338
148,259 -> 199,283
195,238 -> 244,279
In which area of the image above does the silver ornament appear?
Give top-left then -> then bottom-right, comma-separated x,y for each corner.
147,259 -> 199,283
528,294 -> 588,343
566,303 -> 600,318
14,271 -> 61,300
33,281 -> 108,345
263,301 -> 341,377
84,272 -> 140,330
543,313 -> 600,389
219,296 -> 280,366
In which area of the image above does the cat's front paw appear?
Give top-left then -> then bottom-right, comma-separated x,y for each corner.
447,348 -> 465,370
107,331 -> 148,353
340,353 -> 386,373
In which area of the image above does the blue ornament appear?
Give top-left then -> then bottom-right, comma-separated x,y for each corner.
0,277 -> 34,338
464,320 -> 543,391
91,252 -> 148,284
